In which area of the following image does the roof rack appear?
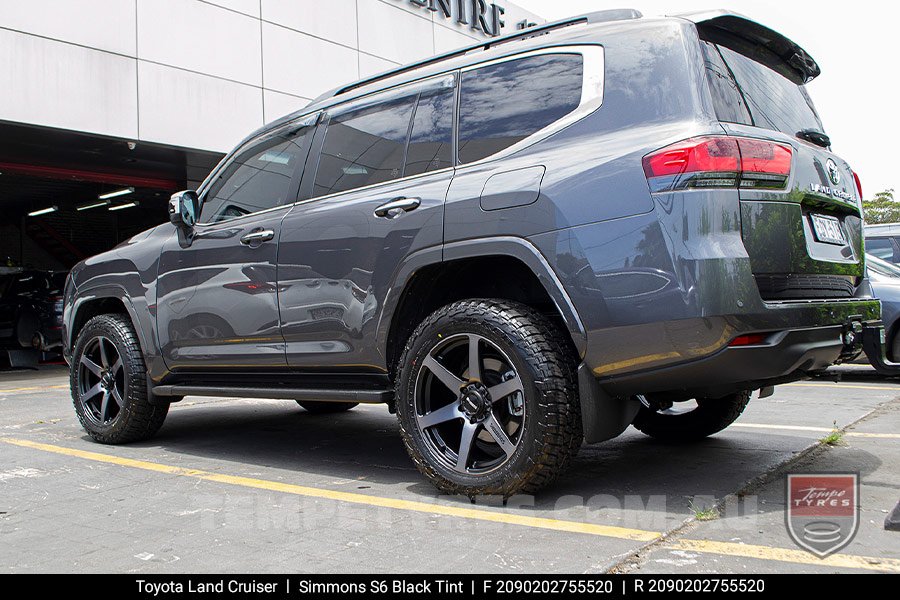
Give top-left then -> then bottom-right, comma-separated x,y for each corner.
331,9 -> 642,98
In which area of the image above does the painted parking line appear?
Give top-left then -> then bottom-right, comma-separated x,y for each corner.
669,539 -> 899,572
0,385 -> 68,395
0,437 -> 658,542
732,423 -> 900,439
3,437 -> 899,573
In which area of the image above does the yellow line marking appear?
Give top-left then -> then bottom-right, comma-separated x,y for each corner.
0,385 -> 68,394
0,437 -> 658,542
670,539 -> 900,573
785,383 -> 900,391
844,432 -> 900,439
4,437 -> 897,572
732,423 -> 900,439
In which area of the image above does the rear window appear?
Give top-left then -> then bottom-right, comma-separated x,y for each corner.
457,54 -> 583,164
700,40 -> 824,136
10,273 -> 47,296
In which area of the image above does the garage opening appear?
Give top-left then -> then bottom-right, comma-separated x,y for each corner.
0,122 -> 222,270
0,122 -> 222,365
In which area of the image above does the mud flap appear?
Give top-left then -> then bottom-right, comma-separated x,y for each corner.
862,323 -> 900,376
4,348 -> 39,369
578,363 -> 641,444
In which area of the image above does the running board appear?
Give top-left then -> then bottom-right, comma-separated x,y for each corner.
152,385 -> 392,404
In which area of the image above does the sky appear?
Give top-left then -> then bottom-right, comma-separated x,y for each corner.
513,0 -> 897,197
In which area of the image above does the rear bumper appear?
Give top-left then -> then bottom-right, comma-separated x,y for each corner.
601,324 -> 853,397
595,299 -> 881,398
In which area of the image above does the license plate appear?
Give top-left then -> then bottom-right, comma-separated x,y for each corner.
310,306 -> 343,320
810,214 -> 845,245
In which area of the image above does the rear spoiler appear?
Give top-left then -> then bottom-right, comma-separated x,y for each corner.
674,10 -> 821,84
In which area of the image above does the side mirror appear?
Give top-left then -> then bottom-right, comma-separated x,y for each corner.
168,190 -> 200,229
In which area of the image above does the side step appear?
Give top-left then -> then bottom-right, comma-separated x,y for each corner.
152,385 -> 392,404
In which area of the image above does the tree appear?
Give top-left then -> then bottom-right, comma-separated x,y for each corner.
862,189 -> 900,224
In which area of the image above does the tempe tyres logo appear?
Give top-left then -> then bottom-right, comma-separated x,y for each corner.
786,473 -> 859,557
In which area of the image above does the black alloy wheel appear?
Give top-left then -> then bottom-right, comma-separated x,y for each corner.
77,335 -> 126,426
413,332 -> 527,475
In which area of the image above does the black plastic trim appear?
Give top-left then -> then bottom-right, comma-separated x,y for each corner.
153,385 -> 391,404
862,323 -> 900,376
601,324 -> 860,397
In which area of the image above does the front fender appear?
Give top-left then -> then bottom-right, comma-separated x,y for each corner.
66,286 -> 147,352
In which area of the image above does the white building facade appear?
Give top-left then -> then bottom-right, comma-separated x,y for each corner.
0,0 -> 543,154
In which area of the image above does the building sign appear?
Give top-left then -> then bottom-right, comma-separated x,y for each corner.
408,0 -> 507,37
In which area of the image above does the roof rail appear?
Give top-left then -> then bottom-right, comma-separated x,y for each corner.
331,9 -> 642,98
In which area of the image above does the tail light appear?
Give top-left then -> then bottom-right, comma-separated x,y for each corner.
852,170 -> 863,199
50,295 -> 64,313
643,136 -> 792,193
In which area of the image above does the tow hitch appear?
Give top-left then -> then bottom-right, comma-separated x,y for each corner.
841,319 -> 864,360
862,322 -> 900,376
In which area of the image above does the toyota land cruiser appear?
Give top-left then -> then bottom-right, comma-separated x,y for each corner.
63,9 -> 892,496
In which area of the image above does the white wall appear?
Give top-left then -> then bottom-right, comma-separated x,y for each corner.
0,0 -> 543,154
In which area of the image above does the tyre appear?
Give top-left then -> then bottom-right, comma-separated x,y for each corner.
631,391 -> 751,442
396,299 -> 581,497
296,401 -> 358,414
71,314 -> 169,444
891,329 -> 900,363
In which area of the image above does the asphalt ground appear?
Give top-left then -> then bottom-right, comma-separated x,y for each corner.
1,365 -> 898,574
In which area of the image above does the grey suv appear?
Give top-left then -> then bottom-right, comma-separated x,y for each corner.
63,10 -> 891,496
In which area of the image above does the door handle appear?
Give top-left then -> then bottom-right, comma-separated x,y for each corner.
374,197 -> 420,218
240,229 -> 275,245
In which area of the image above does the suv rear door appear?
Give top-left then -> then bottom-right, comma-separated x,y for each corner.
695,15 -> 865,301
278,75 -> 455,370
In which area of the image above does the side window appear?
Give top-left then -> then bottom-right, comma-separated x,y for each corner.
404,86 -> 455,176
313,96 -> 417,197
700,41 -> 753,126
200,124 -> 313,224
458,54 -> 584,164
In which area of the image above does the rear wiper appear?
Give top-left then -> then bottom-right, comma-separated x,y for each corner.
797,129 -> 831,148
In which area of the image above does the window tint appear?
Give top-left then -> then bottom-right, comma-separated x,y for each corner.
314,96 -> 417,197
201,124 -> 313,224
701,41 -> 824,136
700,42 -> 752,126
458,54 -> 583,164
404,86 -> 455,176
866,237 -> 896,262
